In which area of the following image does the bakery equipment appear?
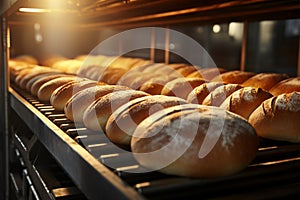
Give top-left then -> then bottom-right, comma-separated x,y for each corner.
1,0 -> 300,199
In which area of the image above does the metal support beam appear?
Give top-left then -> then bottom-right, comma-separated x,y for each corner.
0,16 -> 10,200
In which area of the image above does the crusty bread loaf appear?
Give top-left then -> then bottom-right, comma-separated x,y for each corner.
30,74 -> 75,96
50,80 -> 106,111
161,77 -> 206,99
210,70 -> 255,84
186,82 -> 224,104
202,84 -> 242,106
98,67 -> 128,85
37,77 -> 80,102
269,77 -> 300,96
131,104 -> 259,178
18,69 -> 62,90
139,76 -> 177,95
106,95 -> 187,145
12,55 -> 38,65
220,87 -> 273,119
187,68 -> 226,80
128,73 -> 159,90
242,73 -> 289,91
249,92 -> 300,143
9,60 -> 36,82
64,85 -> 131,122
117,71 -> 143,86
83,90 -> 149,131
173,65 -> 197,77
52,59 -> 83,74
14,66 -> 53,87
25,72 -> 64,92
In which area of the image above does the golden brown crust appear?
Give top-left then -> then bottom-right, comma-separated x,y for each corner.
220,87 -> 273,119
139,76 -> 177,95
15,66 -> 54,87
37,77 -> 79,102
249,92 -> 300,142
30,74 -> 75,96
106,95 -> 187,145
131,104 -> 258,178
98,67 -> 128,84
161,77 -> 206,99
242,73 -> 289,91
186,82 -> 224,104
50,80 -> 106,111
25,72 -> 63,92
202,84 -> 242,106
210,70 -> 255,84
83,90 -> 149,131
269,77 -> 300,96
64,85 -> 131,122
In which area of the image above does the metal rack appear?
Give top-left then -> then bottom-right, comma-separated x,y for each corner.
1,0 -> 300,199
8,84 -> 300,200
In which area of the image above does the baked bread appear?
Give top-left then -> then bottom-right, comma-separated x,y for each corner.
25,72 -> 64,92
12,55 -> 38,65
106,95 -> 187,145
37,77 -> 80,102
242,73 -> 289,91
139,76 -> 177,95
187,68 -> 226,80
128,73 -> 160,90
249,92 -> 300,143
220,87 -> 273,119
64,85 -> 131,122
186,82 -> 224,104
202,84 -> 243,106
269,77 -> 300,96
14,66 -> 53,87
83,90 -> 149,131
98,67 -> 128,85
131,104 -> 259,178
50,80 -> 106,111
210,70 -> 255,84
9,60 -> 36,81
30,74 -> 75,96
161,77 -> 206,99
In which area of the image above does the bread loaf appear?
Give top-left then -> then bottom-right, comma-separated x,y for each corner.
210,70 -> 255,84
106,95 -> 187,145
202,84 -> 242,106
12,55 -> 38,65
249,92 -> 300,143
64,85 -> 131,122
139,76 -> 177,95
187,68 -> 226,80
37,77 -> 79,102
269,77 -> 300,96
14,66 -> 53,87
242,73 -> 289,91
25,72 -> 63,92
50,80 -> 106,111
131,73 -> 161,90
83,90 -> 149,131
131,104 -> 259,178
161,77 -> 206,99
31,74 -> 75,96
186,82 -> 224,104
220,87 -> 273,119
98,67 -> 128,85
9,60 -> 35,81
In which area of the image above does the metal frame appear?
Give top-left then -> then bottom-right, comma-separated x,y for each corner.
0,16 -> 10,200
